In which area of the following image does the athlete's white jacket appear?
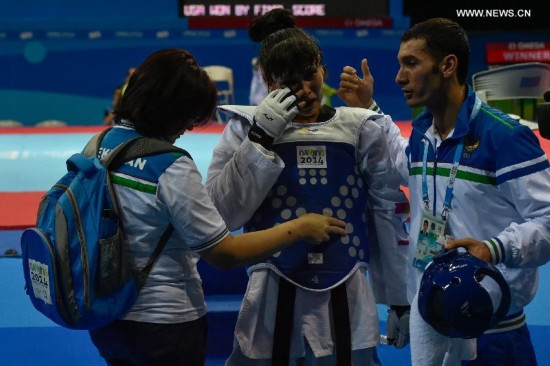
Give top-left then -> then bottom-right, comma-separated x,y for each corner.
205,105 -> 409,359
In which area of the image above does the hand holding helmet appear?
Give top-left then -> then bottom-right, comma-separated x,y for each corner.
418,249 -> 511,339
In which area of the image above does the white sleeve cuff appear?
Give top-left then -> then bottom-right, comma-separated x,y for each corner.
483,238 -> 505,264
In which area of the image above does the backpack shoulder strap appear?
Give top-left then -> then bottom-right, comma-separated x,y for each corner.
81,127 -> 190,168
104,137 -> 192,170
90,131 -> 190,289
82,127 -> 112,158
133,224 -> 175,290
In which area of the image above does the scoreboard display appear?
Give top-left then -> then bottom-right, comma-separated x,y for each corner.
178,0 -> 392,28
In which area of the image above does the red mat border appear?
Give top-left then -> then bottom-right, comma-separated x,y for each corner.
0,123 -> 226,135
0,191 -> 44,230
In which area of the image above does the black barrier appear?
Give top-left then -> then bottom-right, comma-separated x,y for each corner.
537,91 -> 550,140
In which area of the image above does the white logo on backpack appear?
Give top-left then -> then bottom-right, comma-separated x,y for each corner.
29,259 -> 52,305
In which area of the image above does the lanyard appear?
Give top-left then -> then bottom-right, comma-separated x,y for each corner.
421,96 -> 482,219
421,139 -> 463,218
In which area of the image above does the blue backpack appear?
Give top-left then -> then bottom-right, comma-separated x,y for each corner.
20,128 -> 190,330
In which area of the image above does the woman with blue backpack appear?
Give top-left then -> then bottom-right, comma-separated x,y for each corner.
84,48 -> 347,366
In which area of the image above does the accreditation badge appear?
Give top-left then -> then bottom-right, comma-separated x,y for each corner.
413,210 -> 447,270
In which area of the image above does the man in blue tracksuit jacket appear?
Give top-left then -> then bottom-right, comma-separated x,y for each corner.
339,17 -> 550,366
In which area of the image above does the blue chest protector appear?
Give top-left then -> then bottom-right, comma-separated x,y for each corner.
245,138 -> 369,290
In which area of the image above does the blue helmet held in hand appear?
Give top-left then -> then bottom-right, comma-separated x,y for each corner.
418,249 -> 511,338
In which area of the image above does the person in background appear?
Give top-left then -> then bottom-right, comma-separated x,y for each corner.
339,17 -> 550,366
249,56 -> 268,106
104,67 -> 136,126
206,9 -> 411,365
103,86 -> 121,126
321,67 -> 338,107
88,48 -> 347,366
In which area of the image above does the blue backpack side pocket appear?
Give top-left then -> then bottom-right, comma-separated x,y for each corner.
21,227 -> 71,327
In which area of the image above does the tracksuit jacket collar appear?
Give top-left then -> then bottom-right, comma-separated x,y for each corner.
411,85 -> 478,141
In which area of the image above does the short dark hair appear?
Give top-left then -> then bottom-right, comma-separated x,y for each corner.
259,27 -> 323,86
401,18 -> 470,84
114,49 -> 217,140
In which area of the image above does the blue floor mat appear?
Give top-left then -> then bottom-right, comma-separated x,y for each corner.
2,233 -> 550,365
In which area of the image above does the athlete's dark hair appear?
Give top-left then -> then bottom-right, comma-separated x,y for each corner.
401,17 -> 470,84
258,27 -> 323,87
248,8 -> 295,43
249,9 -> 325,86
114,48 -> 217,140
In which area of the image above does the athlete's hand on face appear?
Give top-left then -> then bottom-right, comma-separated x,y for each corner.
445,238 -> 492,263
253,87 -> 303,139
338,58 -> 375,109
296,213 -> 347,245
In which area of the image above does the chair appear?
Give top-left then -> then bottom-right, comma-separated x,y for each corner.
472,62 -> 550,130
203,65 -> 235,105
0,120 -> 23,127
35,120 -> 67,127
